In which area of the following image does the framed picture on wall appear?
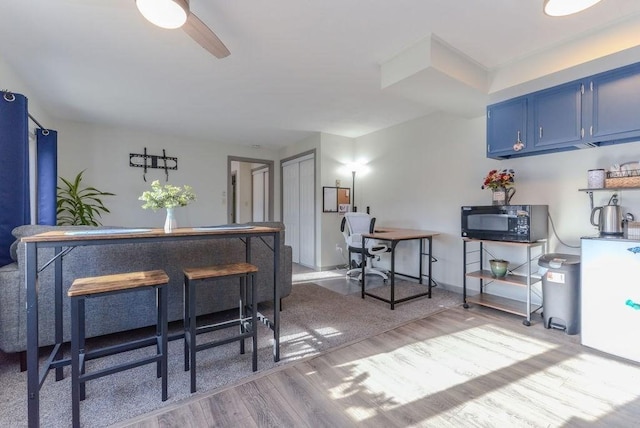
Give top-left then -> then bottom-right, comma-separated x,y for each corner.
323,186 -> 351,212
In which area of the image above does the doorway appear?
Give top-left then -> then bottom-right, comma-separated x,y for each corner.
227,156 -> 274,223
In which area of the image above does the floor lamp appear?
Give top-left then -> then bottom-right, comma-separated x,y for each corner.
352,169 -> 357,212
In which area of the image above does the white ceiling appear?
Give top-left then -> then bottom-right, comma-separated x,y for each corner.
2,0 -> 640,149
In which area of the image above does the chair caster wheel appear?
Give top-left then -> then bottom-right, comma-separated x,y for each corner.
522,320 -> 531,326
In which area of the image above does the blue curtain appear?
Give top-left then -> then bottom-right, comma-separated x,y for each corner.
36,129 -> 58,225
0,92 -> 30,267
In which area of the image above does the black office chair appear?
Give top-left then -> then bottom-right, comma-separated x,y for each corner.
340,212 -> 390,281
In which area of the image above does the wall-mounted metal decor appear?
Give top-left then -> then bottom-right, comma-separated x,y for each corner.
129,148 -> 177,181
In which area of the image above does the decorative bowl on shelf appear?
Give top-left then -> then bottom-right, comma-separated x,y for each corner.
489,259 -> 509,278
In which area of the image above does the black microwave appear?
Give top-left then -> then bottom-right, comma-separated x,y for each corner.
461,205 -> 548,242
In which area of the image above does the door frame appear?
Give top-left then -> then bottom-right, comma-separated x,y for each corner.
227,156 -> 274,224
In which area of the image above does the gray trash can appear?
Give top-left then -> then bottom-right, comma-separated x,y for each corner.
538,253 -> 581,335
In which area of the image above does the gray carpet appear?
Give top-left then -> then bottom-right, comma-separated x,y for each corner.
0,280 -> 460,427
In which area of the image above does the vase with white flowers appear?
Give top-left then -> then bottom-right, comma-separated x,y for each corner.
139,180 -> 196,233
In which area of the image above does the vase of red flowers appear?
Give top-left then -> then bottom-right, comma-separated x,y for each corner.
482,169 -> 515,205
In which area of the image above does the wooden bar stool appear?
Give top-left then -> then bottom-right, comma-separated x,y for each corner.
67,270 -> 169,428
183,262 -> 258,393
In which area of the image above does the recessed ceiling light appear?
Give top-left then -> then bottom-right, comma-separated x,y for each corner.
543,0 -> 602,17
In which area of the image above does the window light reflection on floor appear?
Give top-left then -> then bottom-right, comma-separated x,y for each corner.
317,324 -> 561,424
279,327 -> 344,360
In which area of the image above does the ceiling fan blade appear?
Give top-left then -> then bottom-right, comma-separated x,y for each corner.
183,12 -> 230,59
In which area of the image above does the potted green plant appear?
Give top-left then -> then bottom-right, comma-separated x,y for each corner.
57,170 -> 115,225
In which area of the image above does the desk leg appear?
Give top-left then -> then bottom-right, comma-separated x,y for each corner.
427,238 -> 432,298
418,238 -> 424,285
361,240 -> 366,299
390,241 -> 397,310
26,243 -> 39,428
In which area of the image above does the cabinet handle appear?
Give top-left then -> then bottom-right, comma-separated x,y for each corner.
539,126 -> 543,139
581,128 -> 584,138
590,125 -> 593,136
513,131 -> 525,151
625,299 -> 640,310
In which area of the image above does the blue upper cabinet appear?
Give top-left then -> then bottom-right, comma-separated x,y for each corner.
532,82 -> 583,149
487,97 -> 529,158
487,61 -> 640,159
589,63 -> 640,142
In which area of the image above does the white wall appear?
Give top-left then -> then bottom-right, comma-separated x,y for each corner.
55,120 -> 283,228
354,111 -> 640,297
0,55 -> 52,125
319,133 -> 355,268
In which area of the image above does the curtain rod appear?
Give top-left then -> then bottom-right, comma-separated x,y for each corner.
28,113 -> 46,130
3,91 -> 49,131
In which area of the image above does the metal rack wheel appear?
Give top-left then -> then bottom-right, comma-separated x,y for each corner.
463,303 -> 470,309
522,319 -> 531,326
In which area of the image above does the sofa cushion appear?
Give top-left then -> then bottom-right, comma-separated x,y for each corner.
10,225 -> 99,261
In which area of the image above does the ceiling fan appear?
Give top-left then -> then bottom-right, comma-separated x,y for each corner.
136,0 -> 230,59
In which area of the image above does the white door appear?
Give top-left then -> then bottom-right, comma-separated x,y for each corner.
298,158 -> 315,266
252,168 -> 268,222
282,161 -> 300,263
282,154 -> 315,266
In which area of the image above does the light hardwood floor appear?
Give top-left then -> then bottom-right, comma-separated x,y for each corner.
118,305 -> 640,427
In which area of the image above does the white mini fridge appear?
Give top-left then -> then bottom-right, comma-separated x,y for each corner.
581,237 -> 640,363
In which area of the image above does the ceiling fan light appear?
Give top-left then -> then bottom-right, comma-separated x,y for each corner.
543,0 -> 602,17
136,0 -> 189,29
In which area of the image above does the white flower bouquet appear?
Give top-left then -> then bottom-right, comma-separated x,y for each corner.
139,180 -> 196,210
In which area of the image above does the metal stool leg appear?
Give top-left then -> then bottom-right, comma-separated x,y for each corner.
188,277 -> 197,394
183,275 -> 190,372
251,273 -> 258,372
239,275 -> 246,355
159,285 -> 168,401
70,296 -> 81,428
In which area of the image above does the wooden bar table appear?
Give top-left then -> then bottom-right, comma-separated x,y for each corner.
361,228 -> 440,310
22,225 -> 282,428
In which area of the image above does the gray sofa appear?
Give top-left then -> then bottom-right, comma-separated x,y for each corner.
0,222 -> 292,360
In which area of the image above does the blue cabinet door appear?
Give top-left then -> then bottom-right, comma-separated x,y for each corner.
487,97 -> 528,158
533,82 -> 583,148
590,63 -> 640,142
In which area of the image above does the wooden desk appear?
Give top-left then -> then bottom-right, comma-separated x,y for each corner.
361,228 -> 440,309
22,226 -> 282,428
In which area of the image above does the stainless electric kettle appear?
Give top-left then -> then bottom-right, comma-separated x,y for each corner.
591,195 -> 623,235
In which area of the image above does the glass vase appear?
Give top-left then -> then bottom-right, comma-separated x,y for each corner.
164,207 -> 177,233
